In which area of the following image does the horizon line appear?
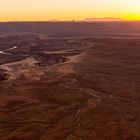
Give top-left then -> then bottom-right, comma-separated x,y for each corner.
1,18 -> 140,23
0,20 -> 140,23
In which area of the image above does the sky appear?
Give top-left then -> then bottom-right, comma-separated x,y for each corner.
0,0 -> 140,21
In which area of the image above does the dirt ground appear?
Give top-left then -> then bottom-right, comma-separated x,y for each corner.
0,38 -> 140,140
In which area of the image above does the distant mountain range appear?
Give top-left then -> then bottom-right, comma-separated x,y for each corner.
83,17 -> 124,22
0,21 -> 140,37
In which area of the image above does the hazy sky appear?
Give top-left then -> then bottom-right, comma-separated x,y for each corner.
0,0 -> 140,21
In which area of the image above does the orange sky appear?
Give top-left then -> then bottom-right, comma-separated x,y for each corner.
0,0 -> 140,21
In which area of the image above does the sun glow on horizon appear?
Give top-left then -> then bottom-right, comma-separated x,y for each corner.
0,0 -> 140,21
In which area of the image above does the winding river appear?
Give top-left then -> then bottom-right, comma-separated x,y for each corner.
0,46 -> 18,55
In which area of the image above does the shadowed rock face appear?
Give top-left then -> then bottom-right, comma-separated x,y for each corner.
34,53 -> 79,66
35,55 -> 67,66
0,69 -> 10,81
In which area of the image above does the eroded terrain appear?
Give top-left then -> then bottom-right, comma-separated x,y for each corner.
0,36 -> 140,140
